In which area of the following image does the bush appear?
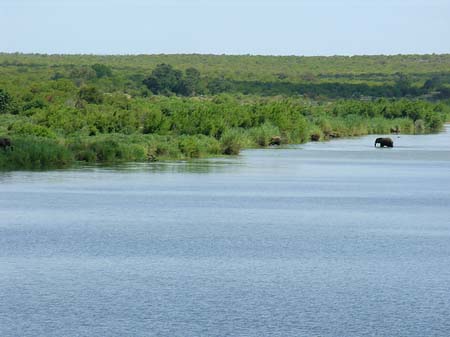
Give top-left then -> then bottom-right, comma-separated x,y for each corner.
414,119 -> 425,134
220,128 -> 245,155
308,124 -> 323,141
8,122 -> 57,138
78,86 -> 103,104
394,118 -> 415,134
70,137 -> 144,162
178,135 -> 220,158
248,122 -> 280,146
0,89 -> 18,114
425,113 -> 443,132
284,115 -> 310,143
91,64 -> 112,78
368,117 -> 391,134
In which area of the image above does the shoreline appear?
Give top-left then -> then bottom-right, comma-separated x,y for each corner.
1,126 -> 446,172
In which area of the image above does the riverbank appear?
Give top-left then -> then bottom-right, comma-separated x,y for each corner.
0,112 -> 447,170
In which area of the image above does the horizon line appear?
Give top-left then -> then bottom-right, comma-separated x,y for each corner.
1,51 -> 450,58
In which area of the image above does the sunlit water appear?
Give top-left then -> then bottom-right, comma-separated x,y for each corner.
1,126 -> 450,336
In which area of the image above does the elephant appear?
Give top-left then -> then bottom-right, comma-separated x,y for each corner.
374,137 -> 393,148
310,133 -> 321,141
0,137 -> 12,150
269,136 -> 282,146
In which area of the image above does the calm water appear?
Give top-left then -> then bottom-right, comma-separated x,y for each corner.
1,127 -> 450,336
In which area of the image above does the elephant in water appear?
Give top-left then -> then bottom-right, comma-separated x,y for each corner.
374,137 -> 393,148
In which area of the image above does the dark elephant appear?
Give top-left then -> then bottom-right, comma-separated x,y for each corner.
269,136 -> 281,146
310,133 -> 321,141
374,137 -> 393,148
0,137 -> 12,150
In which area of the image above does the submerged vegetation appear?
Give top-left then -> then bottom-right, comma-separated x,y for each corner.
0,53 -> 449,169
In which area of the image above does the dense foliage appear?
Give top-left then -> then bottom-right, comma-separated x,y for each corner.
0,53 -> 449,169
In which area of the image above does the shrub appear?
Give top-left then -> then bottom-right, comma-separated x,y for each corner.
248,122 -> 280,146
220,128 -> 245,155
8,122 -> 57,139
308,125 -> 323,141
414,119 -> 425,134
284,115 -> 309,143
394,119 -> 415,134
368,117 -> 391,134
0,89 -> 18,114
78,86 -> 103,104
425,113 -> 443,132
91,64 -> 112,78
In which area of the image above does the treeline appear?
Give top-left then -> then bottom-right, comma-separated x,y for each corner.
141,64 -> 450,99
1,54 -> 450,101
2,53 -> 450,79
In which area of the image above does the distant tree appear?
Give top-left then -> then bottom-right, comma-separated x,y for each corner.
394,73 -> 412,96
437,86 -> 450,99
78,86 -> 103,104
70,67 -> 96,80
23,99 -> 46,112
143,64 -> 183,95
301,72 -> 316,82
276,72 -> 288,80
181,67 -> 202,96
207,77 -> 233,94
91,64 -> 113,78
51,72 -> 65,80
423,76 -> 442,90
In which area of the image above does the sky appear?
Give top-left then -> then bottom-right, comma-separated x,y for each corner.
1,0 -> 449,56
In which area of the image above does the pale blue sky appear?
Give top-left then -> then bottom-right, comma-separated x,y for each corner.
1,0 -> 449,55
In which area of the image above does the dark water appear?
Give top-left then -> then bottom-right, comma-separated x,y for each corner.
1,127 -> 450,336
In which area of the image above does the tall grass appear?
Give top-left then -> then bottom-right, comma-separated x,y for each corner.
0,137 -> 73,170
67,133 -> 223,164
247,122 -> 280,146
220,128 -> 246,155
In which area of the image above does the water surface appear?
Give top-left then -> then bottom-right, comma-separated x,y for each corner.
1,127 -> 450,336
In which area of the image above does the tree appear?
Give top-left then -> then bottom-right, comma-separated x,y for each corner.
78,86 -> 103,104
91,64 -> 113,78
70,67 -> 96,81
182,67 -> 202,96
394,73 -> 412,96
423,77 -> 440,90
207,76 -> 233,94
143,64 -> 183,95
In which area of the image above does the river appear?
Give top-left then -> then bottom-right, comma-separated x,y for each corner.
1,126 -> 450,336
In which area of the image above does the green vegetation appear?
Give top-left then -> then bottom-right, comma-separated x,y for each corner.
0,53 -> 449,170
